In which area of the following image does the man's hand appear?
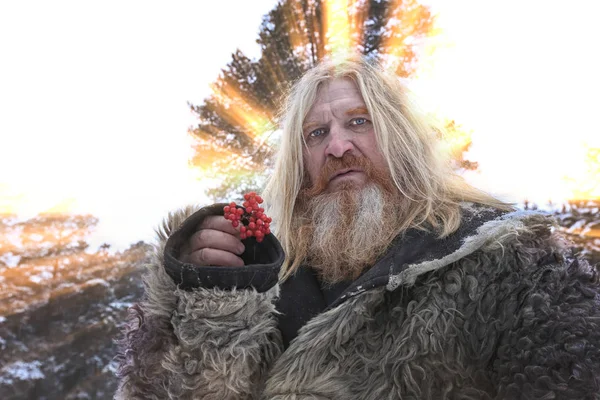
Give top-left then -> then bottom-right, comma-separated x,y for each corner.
179,215 -> 245,267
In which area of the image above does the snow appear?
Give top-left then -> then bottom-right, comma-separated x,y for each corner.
0,360 -> 45,385
29,270 -> 54,284
0,252 -> 21,268
109,301 -> 133,310
55,281 -> 75,290
84,278 -> 110,287
102,359 -> 119,374
567,220 -> 587,233
0,216 -> 23,227
29,233 -> 43,242
90,355 -> 104,368
6,227 -> 24,247
45,356 -> 66,373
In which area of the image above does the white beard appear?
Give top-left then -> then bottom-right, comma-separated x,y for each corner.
304,183 -> 400,284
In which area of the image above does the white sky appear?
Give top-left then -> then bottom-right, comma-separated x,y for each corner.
413,0 -> 600,205
0,0 -> 277,249
1,0 -> 599,250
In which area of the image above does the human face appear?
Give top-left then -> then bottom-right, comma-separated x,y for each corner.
302,78 -> 387,192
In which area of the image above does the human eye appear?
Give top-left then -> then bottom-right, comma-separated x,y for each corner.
308,128 -> 327,138
303,126 -> 328,147
349,117 -> 371,131
350,117 -> 368,126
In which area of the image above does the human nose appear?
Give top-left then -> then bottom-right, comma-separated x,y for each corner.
325,125 -> 354,158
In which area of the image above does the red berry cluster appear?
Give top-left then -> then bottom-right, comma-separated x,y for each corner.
223,192 -> 272,243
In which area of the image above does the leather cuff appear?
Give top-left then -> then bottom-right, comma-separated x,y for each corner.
163,203 -> 284,292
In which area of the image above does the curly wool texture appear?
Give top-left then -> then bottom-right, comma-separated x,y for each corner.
263,215 -> 600,399
115,207 -> 283,400
115,208 -> 600,399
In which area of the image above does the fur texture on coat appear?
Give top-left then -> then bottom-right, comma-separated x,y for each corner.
115,205 -> 600,399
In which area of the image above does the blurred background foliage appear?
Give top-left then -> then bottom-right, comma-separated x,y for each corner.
1,1 -> 598,399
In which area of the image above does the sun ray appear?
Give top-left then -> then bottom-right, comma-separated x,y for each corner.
380,0 -> 435,75
189,134 -> 252,173
209,79 -> 275,143
0,186 -> 26,215
564,145 -> 600,201
348,0 -> 367,51
41,198 -> 77,215
194,0 -> 598,208
308,1 -> 327,61
322,0 -> 352,58
285,1 -> 312,54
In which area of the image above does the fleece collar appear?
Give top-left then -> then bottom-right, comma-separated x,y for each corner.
327,204 -> 548,310
277,204 -> 550,347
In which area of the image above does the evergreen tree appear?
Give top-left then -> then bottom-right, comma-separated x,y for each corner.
0,212 -> 149,315
188,0 -> 435,201
0,213 -> 97,264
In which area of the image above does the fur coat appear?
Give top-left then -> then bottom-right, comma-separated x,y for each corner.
115,204 -> 600,399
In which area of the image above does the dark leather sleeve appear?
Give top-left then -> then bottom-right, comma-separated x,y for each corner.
163,203 -> 284,292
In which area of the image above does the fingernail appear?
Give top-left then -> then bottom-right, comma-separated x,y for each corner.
238,244 -> 245,254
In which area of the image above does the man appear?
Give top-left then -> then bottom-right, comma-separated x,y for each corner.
115,57 -> 600,399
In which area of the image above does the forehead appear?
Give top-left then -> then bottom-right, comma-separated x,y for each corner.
307,77 -> 365,115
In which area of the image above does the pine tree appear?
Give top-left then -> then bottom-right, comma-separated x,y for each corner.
188,0 -> 435,201
0,212 -> 150,315
0,212 -> 96,314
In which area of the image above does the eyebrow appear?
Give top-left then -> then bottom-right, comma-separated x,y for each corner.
302,121 -> 320,132
346,106 -> 369,116
302,106 -> 370,131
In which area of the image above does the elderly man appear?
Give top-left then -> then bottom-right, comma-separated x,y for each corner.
115,57 -> 600,399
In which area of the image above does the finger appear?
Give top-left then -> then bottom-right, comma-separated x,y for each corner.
182,248 -> 245,267
198,215 -> 241,236
187,229 -> 245,255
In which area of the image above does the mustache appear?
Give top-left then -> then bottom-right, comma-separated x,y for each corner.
302,153 -> 393,197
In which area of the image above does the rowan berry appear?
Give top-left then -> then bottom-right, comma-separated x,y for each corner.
223,192 -> 272,243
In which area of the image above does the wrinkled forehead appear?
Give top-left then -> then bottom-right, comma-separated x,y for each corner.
304,77 -> 366,120
313,77 -> 361,103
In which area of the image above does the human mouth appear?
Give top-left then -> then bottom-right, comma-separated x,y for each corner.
329,168 -> 363,182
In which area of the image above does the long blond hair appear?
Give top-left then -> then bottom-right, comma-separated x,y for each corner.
263,56 -> 512,279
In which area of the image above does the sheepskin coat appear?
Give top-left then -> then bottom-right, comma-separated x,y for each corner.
115,204 -> 600,399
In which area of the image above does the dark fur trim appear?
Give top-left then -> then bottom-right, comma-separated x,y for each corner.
114,304 -> 174,399
115,207 -> 600,399
115,206 -> 283,399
